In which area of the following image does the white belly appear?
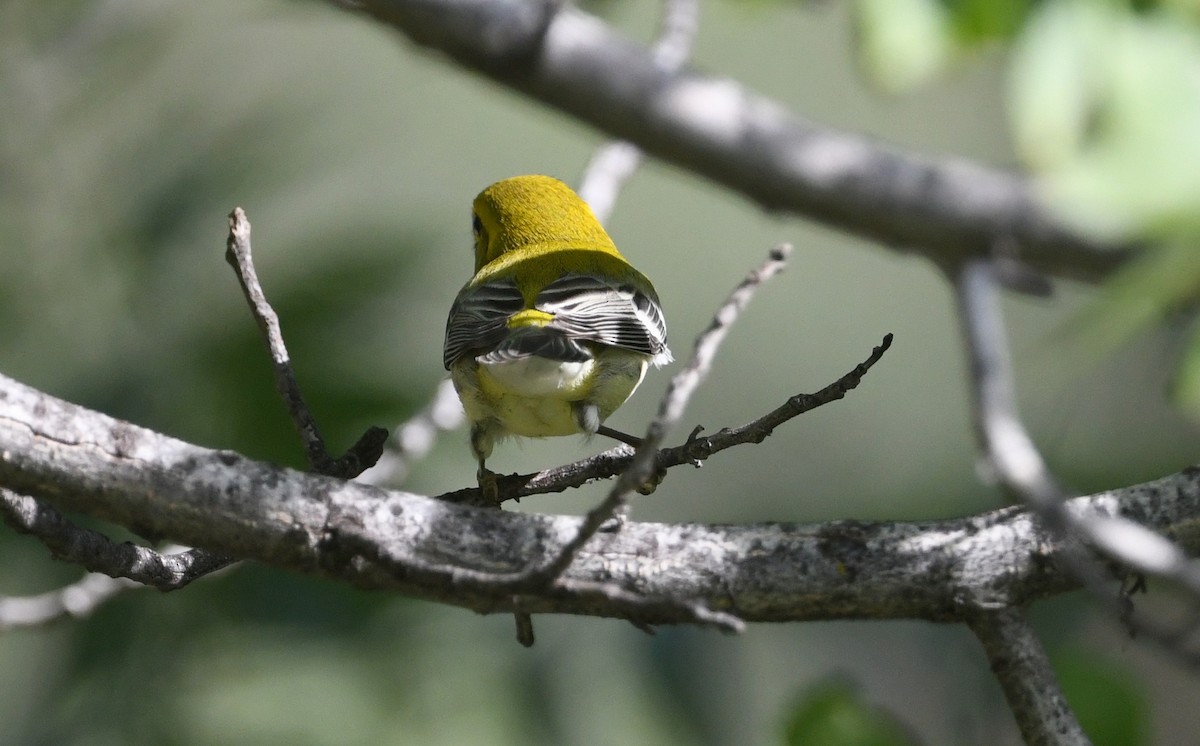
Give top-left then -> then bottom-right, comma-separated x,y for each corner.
479,357 -> 595,398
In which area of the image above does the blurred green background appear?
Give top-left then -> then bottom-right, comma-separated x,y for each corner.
2,1 -> 1198,744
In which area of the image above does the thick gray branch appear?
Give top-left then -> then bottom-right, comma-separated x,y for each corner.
347,0 -> 1128,282
2,372 -> 1198,625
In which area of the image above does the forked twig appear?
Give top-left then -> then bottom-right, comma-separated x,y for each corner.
439,332 -> 893,507
532,244 -> 794,602
225,208 -> 387,479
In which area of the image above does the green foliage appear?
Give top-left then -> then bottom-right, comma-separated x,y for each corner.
854,0 -> 1200,420
782,679 -> 918,746
3,1 -> 1197,744
1054,647 -> 1148,746
1011,3 -> 1200,418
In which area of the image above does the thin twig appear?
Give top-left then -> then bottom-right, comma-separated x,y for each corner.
537,243 -> 793,585
439,328 -> 891,509
0,489 -> 236,590
357,378 -> 465,486
0,488 -> 236,629
969,608 -> 1090,746
955,259 -> 1200,664
225,208 -> 387,479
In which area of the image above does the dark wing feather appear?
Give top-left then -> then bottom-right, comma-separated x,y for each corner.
475,327 -> 592,365
536,274 -> 671,362
443,281 -> 525,369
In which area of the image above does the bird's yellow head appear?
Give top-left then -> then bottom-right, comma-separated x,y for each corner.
470,175 -> 619,272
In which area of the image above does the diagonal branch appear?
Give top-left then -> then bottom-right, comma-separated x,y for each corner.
531,243 -> 792,593
955,258 -> 1200,665
345,0 -> 1129,283
225,208 -> 388,479
969,608 -> 1090,746
439,331 -> 892,508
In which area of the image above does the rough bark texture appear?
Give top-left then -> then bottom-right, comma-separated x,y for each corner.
3,373 -> 1197,625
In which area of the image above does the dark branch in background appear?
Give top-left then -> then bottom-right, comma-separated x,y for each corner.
345,0 -> 1129,284
440,330 -> 893,508
0,488 -> 235,629
969,609 -> 1090,746
225,208 -> 388,480
0,490 -> 234,590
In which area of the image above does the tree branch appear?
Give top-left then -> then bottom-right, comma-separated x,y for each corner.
343,0 -> 1129,283
0,487 -> 235,628
2,370 -> 1197,626
0,489 -> 235,590
955,259 -> 1200,663
577,0 -> 699,223
969,608 -> 1090,746
439,330 -> 893,508
225,207 -> 388,479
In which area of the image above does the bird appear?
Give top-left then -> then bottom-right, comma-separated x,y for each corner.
443,175 -> 672,491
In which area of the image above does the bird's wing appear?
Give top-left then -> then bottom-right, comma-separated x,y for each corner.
536,274 -> 671,364
443,281 -> 526,369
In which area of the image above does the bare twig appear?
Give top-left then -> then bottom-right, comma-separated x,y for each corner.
438,331 -> 892,509
0,489 -> 236,589
537,243 -> 793,585
357,378 -> 464,486
954,259 -> 1200,664
0,488 -> 236,629
969,608 -> 1090,746
225,208 -> 388,479
577,0 -> 699,223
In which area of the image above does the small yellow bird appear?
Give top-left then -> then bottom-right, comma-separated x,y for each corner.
443,175 -> 672,486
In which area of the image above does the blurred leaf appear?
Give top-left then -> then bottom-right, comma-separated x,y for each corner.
1059,244 -> 1200,355
782,679 -> 918,746
854,0 -> 953,92
1054,647 -> 1148,746
1013,2 -> 1200,421
1170,315 -> 1200,417
943,0 -> 1039,44
1009,0 -> 1113,173
1013,2 -> 1200,239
